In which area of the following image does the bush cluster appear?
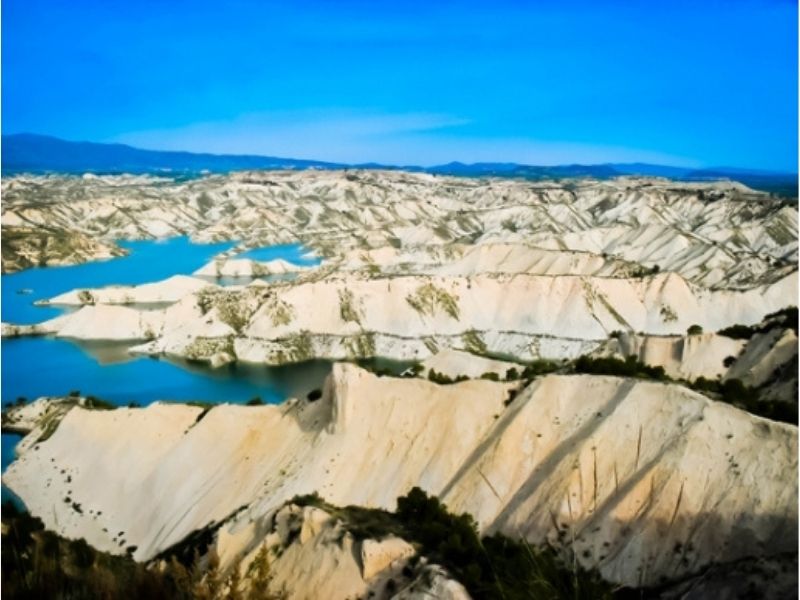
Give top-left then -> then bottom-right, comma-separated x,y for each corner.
573,355 -> 667,381
427,369 -> 469,384
395,487 -> 613,600
718,307 -> 798,339
691,377 -> 797,424
1,503 -> 285,600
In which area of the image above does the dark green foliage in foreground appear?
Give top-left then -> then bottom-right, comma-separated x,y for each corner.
2,502 -> 185,599
573,355 -> 668,381
395,488 -> 616,599
294,488 -> 614,600
1,502 -> 285,600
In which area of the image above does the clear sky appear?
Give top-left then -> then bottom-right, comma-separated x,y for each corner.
2,0 -> 797,170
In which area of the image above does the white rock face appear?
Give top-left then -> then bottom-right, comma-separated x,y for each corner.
594,332 -> 746,380
219,502 -> 464,600
3,171 -> 796,369
725,328 -> 798,387
42,275 -> 212,306
1,169 -> 796,596
360,536 -> 416,580
14,270 -> 796,364
5,365 -> 796,588
194,258 -> 312,277
3,170 -> 795,288
421,349 -> 520,379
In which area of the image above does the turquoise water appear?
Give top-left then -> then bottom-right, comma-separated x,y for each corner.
237,243 -> 319,264
1,237 -> 329,501
2,338 -> 332,407
2,236 -> 238,325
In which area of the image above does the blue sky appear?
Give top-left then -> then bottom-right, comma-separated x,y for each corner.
3,0 -> 797,170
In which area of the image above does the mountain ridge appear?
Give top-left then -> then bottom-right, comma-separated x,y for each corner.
2,133 -> 797,196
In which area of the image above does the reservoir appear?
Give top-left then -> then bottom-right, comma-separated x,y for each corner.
1,237 -> 328,498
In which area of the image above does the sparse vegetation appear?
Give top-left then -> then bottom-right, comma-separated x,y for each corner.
521,359 -> 561,380
427,369 -> 469,384
292,488 -> 614,600
690,377 -> 797,424
406,283 -> 460,320
344,332 -> 376,357
660,305 -> 677,322
718,307 -> 798,339
461,329 -> 487,354
573,355 -> 668,381
1,502 -> 286,600
337,289 -> 361,324
184,336 -> 236,361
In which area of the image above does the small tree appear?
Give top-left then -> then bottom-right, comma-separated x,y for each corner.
687,324 -> 703,336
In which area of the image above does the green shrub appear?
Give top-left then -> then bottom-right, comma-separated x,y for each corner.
84,396 -> 114,410
718,307 -> 798,339
480,372 -> 500,381
1,503 -> 287,599
717,324 -> 755,339
521,360 -> 560,379
246,396 -> 264,406
427,369 -> 468,385
689,377 -> 796,424
687,324 -> 703,335
573,355 -> 667,381
395,488 -> 613,600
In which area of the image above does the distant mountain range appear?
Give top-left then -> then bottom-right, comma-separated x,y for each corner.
2,133 -> 796,197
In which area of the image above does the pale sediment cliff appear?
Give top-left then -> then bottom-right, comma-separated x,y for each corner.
2,171 -> 796,290
5,270 -> 796,366
5,364 -> 796,590
1,225 -> 127,273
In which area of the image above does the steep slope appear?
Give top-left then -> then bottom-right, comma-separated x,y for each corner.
5,365 -> 795,589
12,270 -> 794,365
2,171 -> 795,288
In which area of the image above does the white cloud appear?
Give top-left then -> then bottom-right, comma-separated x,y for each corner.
110,110 -> 698,167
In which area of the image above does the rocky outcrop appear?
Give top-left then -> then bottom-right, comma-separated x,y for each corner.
194,258 -> 312,278
41,275 -> 212,306
219,502 -> 468,600
1,225 -> 127,273
420,348 -> 521,379
5,365 -> 796,589
11,270 -> 796,364
593,332 -> 746,380
2,171 -> 795,290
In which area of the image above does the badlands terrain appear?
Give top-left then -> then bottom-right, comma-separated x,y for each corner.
2,169 -> 798,598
